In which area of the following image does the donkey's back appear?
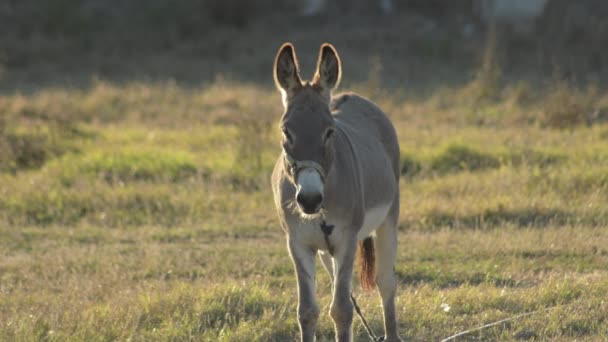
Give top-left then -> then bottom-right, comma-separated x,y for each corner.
331,93 -> 400,210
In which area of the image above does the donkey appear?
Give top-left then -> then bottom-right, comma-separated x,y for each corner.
271,42 -> 402,342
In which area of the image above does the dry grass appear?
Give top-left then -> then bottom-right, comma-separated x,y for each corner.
2,2 -> 608,340
539,81 -> 601,129
1,77 -> 607,341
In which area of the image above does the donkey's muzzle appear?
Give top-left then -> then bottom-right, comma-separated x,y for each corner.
296,192 -> 323,214
294,167 -> 324,215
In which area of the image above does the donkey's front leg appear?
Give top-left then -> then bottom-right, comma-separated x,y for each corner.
330,237 -> 357,342
288,238 -> 319,342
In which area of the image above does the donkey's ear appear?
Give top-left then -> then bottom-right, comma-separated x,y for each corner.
313,43 -> 341,92
274,43 -> 302,99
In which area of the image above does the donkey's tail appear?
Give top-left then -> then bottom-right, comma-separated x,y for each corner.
358,237 -> 376,292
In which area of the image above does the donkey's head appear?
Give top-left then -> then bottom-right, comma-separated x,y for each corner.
274,42 -> 341,216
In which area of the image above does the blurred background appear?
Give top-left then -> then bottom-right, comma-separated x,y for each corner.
2,1 -> 608,341
1,0 -> 607,91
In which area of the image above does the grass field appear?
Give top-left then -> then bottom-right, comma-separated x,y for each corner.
2,2 -> 608,341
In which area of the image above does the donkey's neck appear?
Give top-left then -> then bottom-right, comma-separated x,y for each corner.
321,123 -> 365,223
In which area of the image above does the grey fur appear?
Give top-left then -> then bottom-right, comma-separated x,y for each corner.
271,43 -> 402,342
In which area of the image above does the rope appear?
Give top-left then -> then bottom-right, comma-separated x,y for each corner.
440,305 -> 562,342
351,293 -> 385,342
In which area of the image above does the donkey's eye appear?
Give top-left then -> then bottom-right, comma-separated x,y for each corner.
283,128 -> 294,144
324,128 -> 335,141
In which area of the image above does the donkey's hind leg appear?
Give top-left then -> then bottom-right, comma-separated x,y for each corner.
374,198 -> 402,342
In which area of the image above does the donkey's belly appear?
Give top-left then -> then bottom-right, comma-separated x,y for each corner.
357,202 -> 391,240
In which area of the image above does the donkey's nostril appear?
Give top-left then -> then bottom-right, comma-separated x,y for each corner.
310,193 -> 323,206
296,192 -> 323,213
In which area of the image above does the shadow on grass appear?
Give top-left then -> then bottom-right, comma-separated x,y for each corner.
401,145 -> 565,178
405,207 -> 595,230
396,268 -> 519,288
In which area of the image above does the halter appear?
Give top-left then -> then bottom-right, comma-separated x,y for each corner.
283,150 -> 326,181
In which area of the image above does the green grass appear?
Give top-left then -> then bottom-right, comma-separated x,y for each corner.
2,5 -> 608,338
54,148 -> 198,183
1,79 -> 607,341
